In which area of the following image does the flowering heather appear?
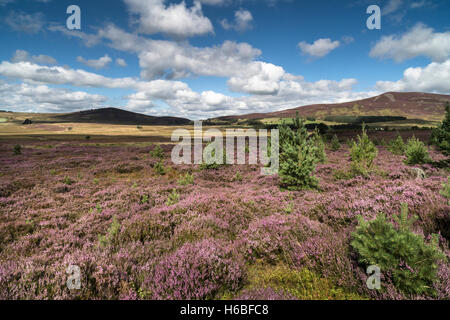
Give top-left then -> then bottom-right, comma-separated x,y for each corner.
0,135 -> 448,300
148,239 -> 244,300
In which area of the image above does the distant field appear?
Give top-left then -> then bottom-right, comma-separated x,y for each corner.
0,122 -> 187,138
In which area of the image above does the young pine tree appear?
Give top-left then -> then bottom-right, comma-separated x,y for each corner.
311,128 -> 326,163
404,136 -> 431,165
279,112 -> 319,190
351,203 -> 445,296
330,134 -> 341,151
350,124 -> 378,176
431,101 -> 450,155
388,134 -> 406,155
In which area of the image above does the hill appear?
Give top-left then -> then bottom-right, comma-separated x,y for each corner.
0,107 -> 191,126
54,108 -> 190,125
215,92 -> 450,123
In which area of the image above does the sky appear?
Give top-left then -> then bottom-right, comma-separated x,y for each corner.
0,0 -> 449,119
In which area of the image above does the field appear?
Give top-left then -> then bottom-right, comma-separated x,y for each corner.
0,121 -> 449,300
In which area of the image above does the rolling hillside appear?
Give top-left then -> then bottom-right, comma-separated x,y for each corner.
0,107 -> 191,126
216,92 -> 450,123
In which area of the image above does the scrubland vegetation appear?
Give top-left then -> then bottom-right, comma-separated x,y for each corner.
0,107 -> 449,300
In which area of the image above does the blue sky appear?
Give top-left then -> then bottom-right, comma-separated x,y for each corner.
0,0 -> 449,119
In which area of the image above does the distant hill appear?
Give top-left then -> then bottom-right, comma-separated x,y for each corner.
0,107 -> 191,126
215,92 -> 450,122
54,107 -> 191,125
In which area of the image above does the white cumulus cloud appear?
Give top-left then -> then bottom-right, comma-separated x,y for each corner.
0,80 -> 107,113
77,54 -> 112,70
123,0 -> 213,38
375,59 -> 450,93
11,49 -> 57,65
116,58 -> 127,67
221,9 -> 253,32
298,38 -> 340,58
370,23 -> 450,62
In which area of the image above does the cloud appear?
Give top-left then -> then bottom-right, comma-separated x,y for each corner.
96,24 -> 267,86
116,58 -> 127,67
11,49 -> 57,65
0,60 -> 196,101
410,1 -> 432,9
370,23 -> 450,62
123,0 -> 213,38
375,59 -> 450,93
5,11 -> 45,34
227,62 -> 285,95
0,61 -> 137,88
0,58 -> 380,119
342,36 -> 355,44
0,80 -> 107,113
47,25 -> 100,47
48,23 -> 376,107
298,38 -> 340,58
0,0 -> 14,6
221,9 -> 253,32
383,0 -> 403,15
77,54 -> 112,70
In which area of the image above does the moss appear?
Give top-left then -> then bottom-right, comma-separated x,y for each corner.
237,263 -> 365,300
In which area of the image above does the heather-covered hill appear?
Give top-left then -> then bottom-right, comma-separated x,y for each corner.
216,92 -> 450,122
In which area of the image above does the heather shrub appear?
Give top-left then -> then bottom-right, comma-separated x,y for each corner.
149,239 -> 244,299
388,135 -> 406,155
242,264 -> 363,300
404,136 -> 431,165
200,161 -> 221,170
351,204 -> 445,296
114,163 -> 143,174
350,124 -> 378,176
279,113 -> 319,190
330,134 -> 340,151
149,145 -> 164,158
431,101 -> 450,155
120,213 -> 173,243
13,144 -> 21,155
240,214 -> 322,264
178,172 -> 194,186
